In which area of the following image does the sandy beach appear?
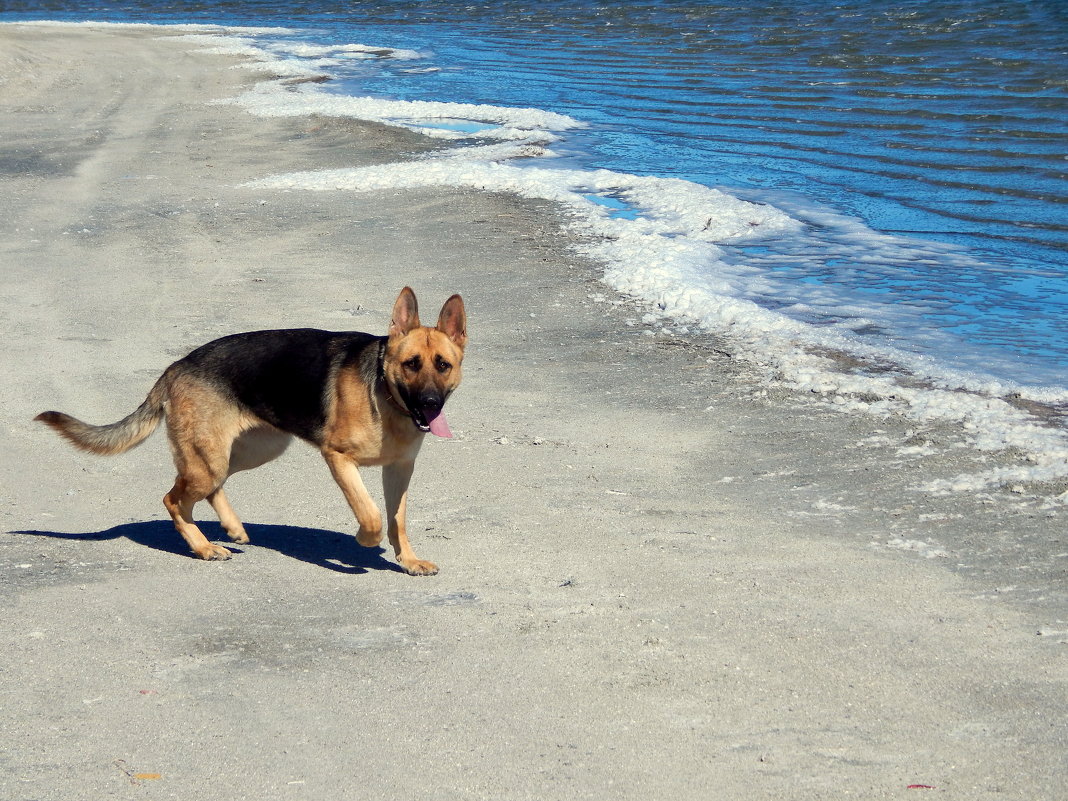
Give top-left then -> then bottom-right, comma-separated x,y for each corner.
1,23 -> 1065,800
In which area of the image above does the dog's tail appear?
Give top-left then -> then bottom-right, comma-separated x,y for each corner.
35,378 -> 167,456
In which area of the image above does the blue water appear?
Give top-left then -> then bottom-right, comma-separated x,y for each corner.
5,0 -> 1067,391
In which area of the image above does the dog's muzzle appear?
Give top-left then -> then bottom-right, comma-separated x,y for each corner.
397,388 -> 453,438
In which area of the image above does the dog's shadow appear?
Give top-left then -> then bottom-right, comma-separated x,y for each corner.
15,520 -> 404,574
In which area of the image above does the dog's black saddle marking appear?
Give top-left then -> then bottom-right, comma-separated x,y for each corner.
176,328 -> 383,444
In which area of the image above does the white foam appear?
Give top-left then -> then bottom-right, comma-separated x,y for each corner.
219,78 -> 584,143
262,42 -> 422,60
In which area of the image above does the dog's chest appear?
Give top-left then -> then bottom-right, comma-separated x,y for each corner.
326,369 -> 422,466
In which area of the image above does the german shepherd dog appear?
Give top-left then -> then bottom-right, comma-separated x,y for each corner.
35,287 -> 466,576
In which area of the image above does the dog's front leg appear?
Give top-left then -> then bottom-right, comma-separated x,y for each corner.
383,460 -> 438,576
322,448 -> 383,548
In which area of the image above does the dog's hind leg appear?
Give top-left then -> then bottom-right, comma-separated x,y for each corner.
208,426 -> 292,545
161,377 -> 242,561
207,487 -> 249,544
164,473 -> 234,561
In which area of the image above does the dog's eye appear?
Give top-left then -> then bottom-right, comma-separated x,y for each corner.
403,356 -> 422,372
435,357 -> 451,373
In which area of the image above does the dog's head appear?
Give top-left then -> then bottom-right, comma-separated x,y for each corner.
383,287 -> 467,438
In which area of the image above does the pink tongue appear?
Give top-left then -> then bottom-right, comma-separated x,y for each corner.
427,410 -> 453,439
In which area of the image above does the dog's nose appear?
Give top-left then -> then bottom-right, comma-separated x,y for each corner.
417,390 -> 444,414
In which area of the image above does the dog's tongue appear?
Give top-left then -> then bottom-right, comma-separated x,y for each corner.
425,409 -> 452,439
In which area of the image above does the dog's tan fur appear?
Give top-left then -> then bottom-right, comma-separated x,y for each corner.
36,287 -> 466,575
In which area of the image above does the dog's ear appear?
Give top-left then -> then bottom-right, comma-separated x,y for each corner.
389,287 -> 420,338
436,294 -> 467,349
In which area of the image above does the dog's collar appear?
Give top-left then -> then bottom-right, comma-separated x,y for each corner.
376,339 -> 412,417
384,387 -> 409,415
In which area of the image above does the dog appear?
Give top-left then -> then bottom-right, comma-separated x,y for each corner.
35,287 -> 466,576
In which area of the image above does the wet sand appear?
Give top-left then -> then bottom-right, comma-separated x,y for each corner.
1,23 -> 1065,800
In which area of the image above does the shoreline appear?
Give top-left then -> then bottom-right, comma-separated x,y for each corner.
2,22 -> 1066,800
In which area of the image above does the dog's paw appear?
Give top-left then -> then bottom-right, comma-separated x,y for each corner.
400,558 -> 438,576
356,527 -> 383,547
194,544 -> 233,561
226,529 -> 250,545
